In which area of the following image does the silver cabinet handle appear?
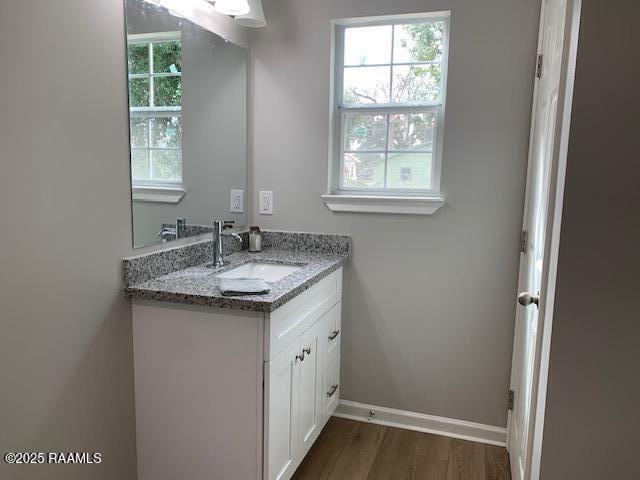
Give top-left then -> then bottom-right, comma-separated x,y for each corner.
328,330 -> 340,341
518,292 -> 540,308
326,384 -> 338,398
296,347 -> 311,362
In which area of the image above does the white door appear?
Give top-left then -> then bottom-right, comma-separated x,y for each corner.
508,0 -> 571,478
265,340 -> 301,480
297,319 -> 324,457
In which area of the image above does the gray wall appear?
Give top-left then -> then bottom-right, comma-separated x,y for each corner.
251,0 -> 540,427
132,24 -> 248,246
0,1 -> 137,479
540,1 -> 640,478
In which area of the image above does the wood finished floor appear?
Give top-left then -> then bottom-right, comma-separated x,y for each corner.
291,417 -> 511,480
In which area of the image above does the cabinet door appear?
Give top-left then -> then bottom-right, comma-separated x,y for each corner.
297,319 -> 324,457
265,340 -> 300,480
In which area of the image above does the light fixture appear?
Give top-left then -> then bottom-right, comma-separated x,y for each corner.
214,0 -> 250,16
234,0 -> 266,27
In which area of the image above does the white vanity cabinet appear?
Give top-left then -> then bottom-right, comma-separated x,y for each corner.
132,267 -> 343,480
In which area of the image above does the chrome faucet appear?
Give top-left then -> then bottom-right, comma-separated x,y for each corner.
209,220 -> 243,268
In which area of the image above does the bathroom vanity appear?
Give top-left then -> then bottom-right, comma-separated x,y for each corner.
123,232 -> 350,480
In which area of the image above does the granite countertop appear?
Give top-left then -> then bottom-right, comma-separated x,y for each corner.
124,248 -> 348,312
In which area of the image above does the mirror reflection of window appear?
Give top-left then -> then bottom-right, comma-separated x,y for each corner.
128,32 -> 183,188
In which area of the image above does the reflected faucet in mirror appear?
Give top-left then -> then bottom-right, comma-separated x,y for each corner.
157,217 -> 187,242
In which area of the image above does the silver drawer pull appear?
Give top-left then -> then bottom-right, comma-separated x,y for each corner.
296,347 -> 311,362
326,384 -> 338,398
328,330 -> 340,341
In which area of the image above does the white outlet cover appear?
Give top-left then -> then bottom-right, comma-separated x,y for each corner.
230,189 -> 244,213
259,190 -> 273,215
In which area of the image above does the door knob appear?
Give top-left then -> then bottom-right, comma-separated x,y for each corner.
518,292 -> 540,307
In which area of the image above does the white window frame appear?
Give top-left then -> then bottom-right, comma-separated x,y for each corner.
323,12 -> 450,215
128,31 -> 185,201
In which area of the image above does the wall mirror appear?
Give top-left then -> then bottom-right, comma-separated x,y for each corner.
125,0 -> 247,248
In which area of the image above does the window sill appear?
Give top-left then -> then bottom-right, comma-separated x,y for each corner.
132,186 -> 185,204
321,194 -> 445,215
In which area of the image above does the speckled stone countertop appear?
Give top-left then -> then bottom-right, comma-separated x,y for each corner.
125,249 -> 348,312
123,231 -> 351,312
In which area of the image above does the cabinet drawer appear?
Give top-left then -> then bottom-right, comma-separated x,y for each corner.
323,302 -> 341,368
266,268 -> 342,361
323,357 -> 340,423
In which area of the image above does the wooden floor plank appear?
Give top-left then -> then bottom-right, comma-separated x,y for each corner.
292,418 -> 510,480
485,445 -> 511,480
291,417 -> 355,480
446,439 -> 486,480
292,417 -> 387,480
328,420 -> 388,480
366,427 -> 419,479
409,433 -> 451,480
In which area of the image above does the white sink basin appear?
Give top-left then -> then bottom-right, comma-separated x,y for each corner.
216,262 -> 302,283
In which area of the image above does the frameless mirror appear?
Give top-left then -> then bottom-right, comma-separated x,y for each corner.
125,0 -> 247,248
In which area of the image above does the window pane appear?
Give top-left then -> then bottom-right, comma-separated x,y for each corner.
153,41 -> 182,73
131,149 -> 150,180
150,116 -> 182,148
128,44 -> 149,74
392,65 -> 441,103
151,149 -> 182,181
343,66 -> 390,105
389,112 -> 436,151
344,113 -> 387,151
342,153 -> 385,188
130,117 -> 148,147
153,76 -> 182,107
386,152 -> 432,189
344,25 -> 392,66
393,22 -> 445,64
129,78 -> 150,107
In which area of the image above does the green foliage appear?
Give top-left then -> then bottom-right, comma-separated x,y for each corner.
128,44 -> 148,74
127,40 -> 182,107
129,78 -> 150,107
153,41 -> 182,73
154,77 -> 182,107
401,22 -> 444,63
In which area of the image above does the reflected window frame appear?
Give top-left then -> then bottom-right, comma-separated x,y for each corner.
127,31 -> 183,189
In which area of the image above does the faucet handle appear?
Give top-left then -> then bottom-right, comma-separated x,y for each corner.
223,220 -> 235,230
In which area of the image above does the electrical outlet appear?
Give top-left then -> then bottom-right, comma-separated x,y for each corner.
259,190 -> 273,215
230,189 -> 244,213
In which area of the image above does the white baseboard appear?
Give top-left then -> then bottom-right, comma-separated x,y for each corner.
334,399 -> 507,447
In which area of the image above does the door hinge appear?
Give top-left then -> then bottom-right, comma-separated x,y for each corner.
536,54 -> 543,79
508,390 -> 515,411
520,230 -> 528,253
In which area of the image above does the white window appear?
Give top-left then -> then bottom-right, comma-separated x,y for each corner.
127,32 -> 183,191
324,13 -> 449,214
